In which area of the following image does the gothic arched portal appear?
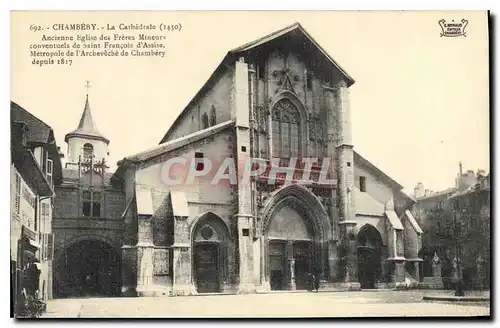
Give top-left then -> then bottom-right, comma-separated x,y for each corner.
54,239 -> 121,298
260,184 -> 331,291
357,224 -> 383,289
191,212 -> 230,293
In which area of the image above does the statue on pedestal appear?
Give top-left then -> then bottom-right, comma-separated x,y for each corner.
431,252 -> 442,278
476,254 -> 486,290
452,256 -> 461,281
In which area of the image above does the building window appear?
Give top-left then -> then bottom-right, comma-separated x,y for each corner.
14,173 -> 21,215
209,105 -> 217,127
41,202 -> 50,221
195,152 -> 204,171
471,218 -> 478,229
22,186 -> 35,208
82,190 -> 101,217
359,176 -> 366,192
306,72 -> 313,90
201,113 -> 209,129
258,61 -> 265,79
83,143 -> 94,160
46,158 -> 53,186
92,192 -> 101,217
46,233 -> 54,261
82,191 -> 91,216
271,98 -> 301,158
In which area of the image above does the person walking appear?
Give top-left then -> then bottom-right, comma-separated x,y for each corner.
314,273 -> 320,292
306,272 -> 314,292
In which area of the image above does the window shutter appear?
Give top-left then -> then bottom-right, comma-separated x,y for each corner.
14,174 -> 21,214
42,233 -> 48,261
47,233 -> 54,261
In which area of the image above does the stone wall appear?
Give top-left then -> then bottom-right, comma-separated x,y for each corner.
135,129 -> 236,218
353,164 -> 394,206
165,68 -> 234,141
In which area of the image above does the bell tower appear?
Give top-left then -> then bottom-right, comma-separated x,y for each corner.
64,82 -> 110,170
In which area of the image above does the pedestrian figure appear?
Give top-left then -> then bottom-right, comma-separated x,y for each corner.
314,274 -> 320,292
306,272 -> 314,292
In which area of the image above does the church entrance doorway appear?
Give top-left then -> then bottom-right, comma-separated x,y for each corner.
294,241 -> 313,290
55,239 -> 121,298
194,243 -> 220,293
192,213 -> 230,294
357,225 -> 383,289
269,241 -> 285,290
267,204 -> 315,291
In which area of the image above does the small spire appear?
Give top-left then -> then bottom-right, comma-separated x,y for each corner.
64,83 -> 109,145
77,93 -> 98,131
85,80 -> 91,97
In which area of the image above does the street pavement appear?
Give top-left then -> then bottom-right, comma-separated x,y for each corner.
42,290 -> 490,318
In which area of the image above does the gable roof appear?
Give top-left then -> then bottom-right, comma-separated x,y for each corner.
113,120 -> 235,180
11,101 -> 52,144
65,95 -> 109,144
354,151 -> 404,190
229,22 -> 355,85
160,22 -> 355,144
11,101 -> 63,185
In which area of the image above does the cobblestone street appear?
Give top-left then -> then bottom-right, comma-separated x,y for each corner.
42,290 -> 490,318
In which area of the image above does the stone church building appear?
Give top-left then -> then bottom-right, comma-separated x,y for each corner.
53,23 -> 423,297
53,95 -> 125,298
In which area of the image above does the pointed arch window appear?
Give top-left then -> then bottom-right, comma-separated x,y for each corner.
209,105 -> 217,126
202,112 -> 209,129
272,98 -> 301,158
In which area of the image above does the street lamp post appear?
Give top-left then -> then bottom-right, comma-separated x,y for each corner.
452,205 -> 464,296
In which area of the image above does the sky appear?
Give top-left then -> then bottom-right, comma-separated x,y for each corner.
10,11 -> 490,193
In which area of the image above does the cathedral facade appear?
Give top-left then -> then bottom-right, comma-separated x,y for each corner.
110,23 -> 423,296
53,23 -> 423,298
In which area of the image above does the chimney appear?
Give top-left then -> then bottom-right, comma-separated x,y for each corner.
414,182 -> 425,198
57,146 -> 65,159
459,161 -> 463,176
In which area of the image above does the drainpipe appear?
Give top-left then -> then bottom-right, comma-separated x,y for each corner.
248,63 -> 257,216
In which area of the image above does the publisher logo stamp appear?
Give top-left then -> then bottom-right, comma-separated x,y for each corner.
439,19 -> 468,37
